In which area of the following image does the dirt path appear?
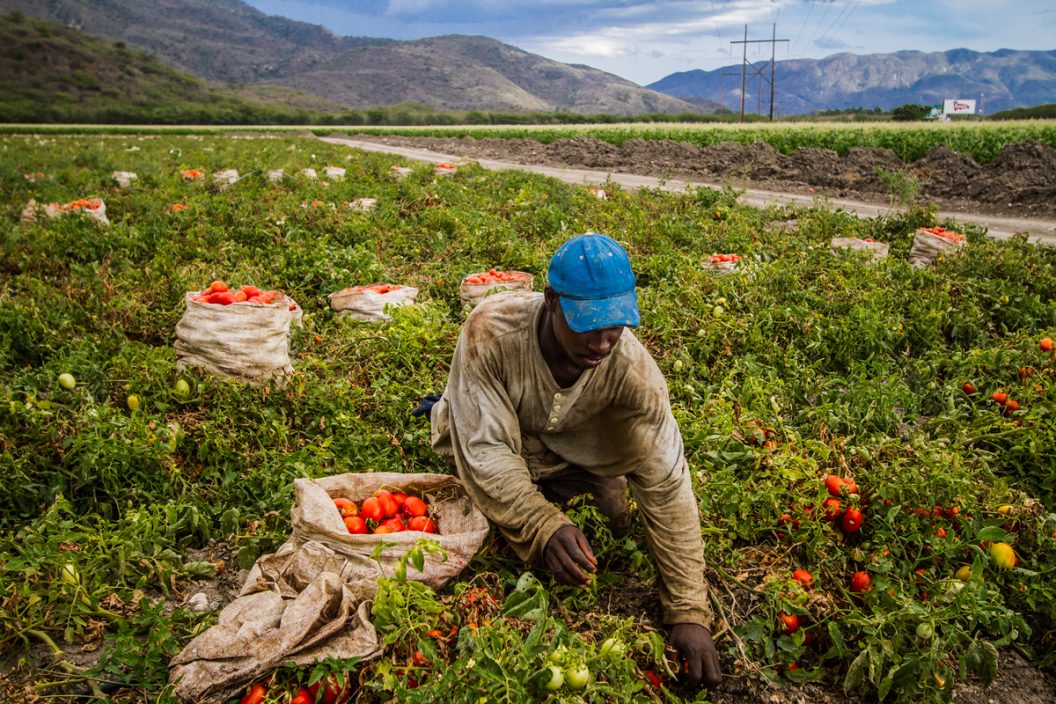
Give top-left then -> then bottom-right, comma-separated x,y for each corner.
320,135 -> 1056,246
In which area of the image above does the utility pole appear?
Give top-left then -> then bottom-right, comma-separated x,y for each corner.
730,24 -> 789,122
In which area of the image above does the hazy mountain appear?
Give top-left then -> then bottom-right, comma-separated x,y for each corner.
1,0 -> 714,114
648,49 -> 1056,115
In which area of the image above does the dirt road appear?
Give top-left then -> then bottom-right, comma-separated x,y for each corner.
320,135 -> 1056,246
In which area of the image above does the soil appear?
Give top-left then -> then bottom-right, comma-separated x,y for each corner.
346,134 -> 1056,220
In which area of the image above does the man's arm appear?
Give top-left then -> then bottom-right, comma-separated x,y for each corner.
441,330 -> 572,564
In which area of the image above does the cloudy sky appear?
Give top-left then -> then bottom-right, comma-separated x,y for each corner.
243,0 -> 1055,86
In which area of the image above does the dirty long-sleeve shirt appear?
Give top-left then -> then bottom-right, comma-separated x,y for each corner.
431,291 -> 712,628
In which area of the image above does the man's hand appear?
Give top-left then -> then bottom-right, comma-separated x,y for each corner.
543,525 -> 597,586
670,623 -> 722,690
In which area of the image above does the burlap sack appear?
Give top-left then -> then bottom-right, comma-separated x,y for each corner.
112,171 -> 137,189
267,169 -> 285,182
263,473 -> 489,589
324,167 -> 346,180
169,560 -> 382,704
346,198 -> 377,212
213,170 -> 239,188
434,163 -> 458,176
909,228 -> 966,268
43,198 -> 110,227
174,292 -> 302,383
701,260 -> 740,276
328,285 -> 418,322
391,166 -> 412,180
831,237 -> 889,263
459,272 -> 534,309
302,168 -> 318,180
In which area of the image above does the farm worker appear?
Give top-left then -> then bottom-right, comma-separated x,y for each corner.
414,233 -> 722,690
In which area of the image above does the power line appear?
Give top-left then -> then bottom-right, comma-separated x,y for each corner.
815,0 -> 855,52
730,24 -> 789,122
805,0 -> 835,52
791,0 -> 816,56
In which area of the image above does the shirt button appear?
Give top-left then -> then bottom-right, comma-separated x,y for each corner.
550,417 -> 559,424
553,405 -> 561,411
554,393 -> 562,400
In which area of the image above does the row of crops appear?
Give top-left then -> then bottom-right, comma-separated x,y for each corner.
1,132 -> 1055,703
320,120 -> 1056,163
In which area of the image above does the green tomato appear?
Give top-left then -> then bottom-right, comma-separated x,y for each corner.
564,664 -> 590,690
712,305 -> 724,318
716,297 -> 728,306
916,623 -> 934,640
672,360 -> 684,372
58,373 -> 76,390
174,379 -> 190,396
544,666 -> 564,691
60,563 -> 79,586
600,637 -> 626,657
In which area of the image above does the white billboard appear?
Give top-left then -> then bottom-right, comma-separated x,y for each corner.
943,99 -> 976,115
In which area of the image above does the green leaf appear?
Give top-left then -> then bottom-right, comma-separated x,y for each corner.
966,639 -> 998,687
976,526 -> 1012,542
843,648 -> 869,692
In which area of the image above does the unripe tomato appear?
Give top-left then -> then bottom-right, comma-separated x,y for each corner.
777,612 -> 799,634
126,394 -> 140,411
564,663 -> 590,690
954,565 -> 972,582
841,507 -> 864,533
990,542 -> 1017,569
58,372 -> 77,389
544,665 -> 564,691
174,379 -> 190,396
916,623 -> 934,640
600,637 -> 627,657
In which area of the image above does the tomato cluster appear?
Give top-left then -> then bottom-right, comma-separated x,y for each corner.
918,225 -> 965,243
180,169 -> 205,180
463,268 -> 529,285
339,283 -> 404,295
49,198 -> 101,212
192,280 -> 294,308
821,474 -> 864,534
238,675 -> 351,704
707,253 -> 741,264
333,489 -> 437,536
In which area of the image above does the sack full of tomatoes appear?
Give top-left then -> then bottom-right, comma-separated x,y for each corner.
458,268 -> 534,309
174,280 -> 303,384
283,472 -> 489,589
830,237 -> 889,263
328,283 -> 419,322
909,226 -> 966,268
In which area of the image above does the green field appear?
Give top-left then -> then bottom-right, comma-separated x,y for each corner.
2,133 -> 1055,703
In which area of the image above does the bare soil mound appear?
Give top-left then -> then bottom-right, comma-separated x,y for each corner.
349,134 -> 1056,219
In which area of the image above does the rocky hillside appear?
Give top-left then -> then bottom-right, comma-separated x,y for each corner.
649,48 -> 1056,115
1,0 -> 711,114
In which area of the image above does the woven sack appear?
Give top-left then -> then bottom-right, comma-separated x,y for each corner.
256,473 -> 489,590
329,285 -> 418,322
831,237 -> 889,263
302,168 -> 318,180
701,260 -> 740,276
458,272 -> 534,309
391,166 -> 412,180
267,169 -> 285,182
43,198 -> 110,227
112,171 -> 137,189
909,228 -> 966,268
169,552 -> 381,703
213,169 -> 239,188
324,166 -> 346,180
174,292 -> 302,383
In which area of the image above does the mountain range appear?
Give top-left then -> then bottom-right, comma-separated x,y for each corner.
1,0 -> 1053,116
0,0 -> 710,115
648,48 -> 1056,115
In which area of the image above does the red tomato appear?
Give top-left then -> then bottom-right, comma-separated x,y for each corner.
360,497 -> 383,522
841,507 -> 864,533
209,280 -> 229,293
791,569 -> 814,589
375,490 -> 399,518
850,571 -> 872,593
990,391 -> 1008,405
379,517 -> 406,533
777,612 -> 800,634
290,688 -> 313,704
344,516 -> 367,534
407,516 -> 437,533
824,474 -> 845,497
392,492 -> 408,509
643,669 -> 664,688
232,290 -> 249,302
333,497 -> 357,516
962,382 -> 976,395
211,291 -> 236,305
822,498 -> 842,521
1041,337 -> 1054,352
239,684 -> 267,704
240,285 -> 262,298
403,496 -> 428,518
322,677 -> 350,704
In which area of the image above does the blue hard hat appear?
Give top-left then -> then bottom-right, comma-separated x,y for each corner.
547,233 -> 640,333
